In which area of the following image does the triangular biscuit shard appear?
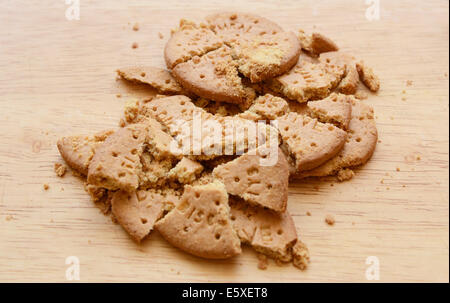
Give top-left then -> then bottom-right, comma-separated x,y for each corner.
57,129 -> 114,176
307,93 -> 352,130
213,148 -> 289,212
111,189 -> 180,243
277,112 -> 347,172
116,66 -> 187,95
88,124 -> 148,192
156,181 -> 241,259
229,197 -> 297,262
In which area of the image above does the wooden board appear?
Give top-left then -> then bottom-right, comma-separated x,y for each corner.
0,0 -> 448,282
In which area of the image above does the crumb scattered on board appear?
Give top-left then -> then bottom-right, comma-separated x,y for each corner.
54,163 -> 66,177
257,254 -> 269,270
306,211 -> 311,216
158,32 -> 164,39
43,184 -> 49,190
406,80 -> 413,86
337,169 -> 354,182
325,214 -> 335,225
132,42 -> 138,49
132,23 -> 139,31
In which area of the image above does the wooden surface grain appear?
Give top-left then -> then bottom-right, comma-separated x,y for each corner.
0,0 -> 448,282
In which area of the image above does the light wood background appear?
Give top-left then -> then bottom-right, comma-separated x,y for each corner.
0,0 -> 448,282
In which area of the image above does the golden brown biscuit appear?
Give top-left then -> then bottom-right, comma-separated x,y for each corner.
116,66 -> 188,95
111,189 -> 180,242
213,147 -> 289,212
298,30 -> 339,57
356,61 -> 380,92
87,124 -> 148,192
168,157 -> 204,184
277,113 -> 347,172
172,46 -> 255,104
57,129 -> 115,176
156,181 -> 242,259
229,197 -> 297,262
307,93 -> 352,130
294,100 -> 377,178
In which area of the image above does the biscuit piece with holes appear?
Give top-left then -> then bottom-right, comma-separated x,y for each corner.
168,157 -> 204,184
156,181 -> 241,259
233,31 -> 301,83
165,19 -> 223,69
277,113 -> 347,172
269,58 -> 345,103
243,94 -> 289,121
298,30 -> 339,57
356,61 -> 380,92
172,46 -> 256,104
319,52 -> 359,95
294,100 -> 377,178
87,124 -> 148,192
229,197 -> 297,262
57,129 -> 115,176
307,93 -> 352,130
213,147 -> 289,212
116,66 -> 188,95
206,12 -> 283,45
111,189 -> 180,242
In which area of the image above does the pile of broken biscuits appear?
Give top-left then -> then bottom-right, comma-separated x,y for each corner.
56,12 -> 379,271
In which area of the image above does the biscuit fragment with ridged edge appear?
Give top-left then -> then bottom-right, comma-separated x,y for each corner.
269,56 -> 345,103
165,19 -> 223,69
319,52 -> 359,95
116,66 -> 188,95
241,94 -> 289,121
293,100 -> 378,179
87,124 -> 148,192
277,112 -> 347,172
307,93 -> 352,130
233,31 -> 301,83
172,46 -> 255,104
139,95 -> 273,159
57,129 -> 115,176
229,196 -> 297,262
156,181 -> 242,259
213,147 -> 289,212
356,60 -> 380,92
168,157 -> 204,184
111,189 -> 180,243
298,30 -> 339,57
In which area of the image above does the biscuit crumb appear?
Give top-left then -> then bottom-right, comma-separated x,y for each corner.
292,240 -> 310,270
158,32 -> 164,39
116,93 -> 122,98
416,155 -> 421,160
132,23 -> 139,31
396,167 -> 400,172
5,215 -> 13,221
132,42 -> 139,49
380,179 -> 384,184
406,80 -> 413,86
257,254 -> 269,270
337,168 -> 354,182
352,222 -> 355,225
43,184 -> 50,190
54,163 -> 66,177
325,214 -> 335,225
401,97 -> 406,101
306,211 -> 311,216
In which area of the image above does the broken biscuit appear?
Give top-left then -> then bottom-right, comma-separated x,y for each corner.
156,181 -> 242,259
